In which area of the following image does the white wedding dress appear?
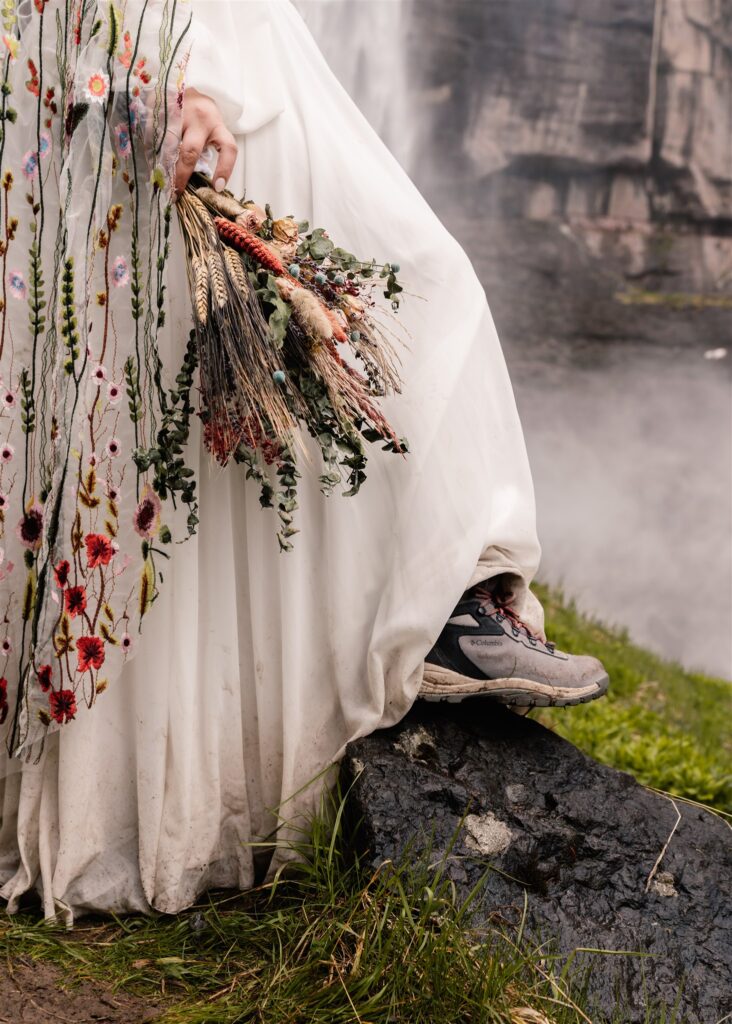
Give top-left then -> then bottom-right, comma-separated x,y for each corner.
0,0 -> 542,922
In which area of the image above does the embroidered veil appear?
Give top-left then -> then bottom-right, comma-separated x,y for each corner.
0,0 -> 192,760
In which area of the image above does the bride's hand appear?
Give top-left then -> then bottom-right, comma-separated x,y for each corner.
173,87 -> 238,198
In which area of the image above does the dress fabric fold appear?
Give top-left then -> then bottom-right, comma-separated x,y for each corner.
0,0 -> 542,921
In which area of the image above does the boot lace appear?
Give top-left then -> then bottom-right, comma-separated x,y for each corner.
473,587 -> 556,652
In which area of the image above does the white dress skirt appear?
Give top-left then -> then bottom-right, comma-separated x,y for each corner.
0,0 -> 542,922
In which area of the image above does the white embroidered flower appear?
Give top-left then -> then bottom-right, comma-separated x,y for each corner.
84,70 -> 110,104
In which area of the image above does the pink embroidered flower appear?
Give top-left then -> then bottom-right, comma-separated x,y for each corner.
21,149 -> 38,179
16,503 -> 43,550
112,255 -> 129,287
77,635 -> 105,673
88,452 -> 98,468
2,389 -> 16,409
1,444 -> 14,462
133,483 -> 161,539
107,381 -> 122,404
105,483 -> 120,501
8,271 -> 26,300
49,688 -> 77,724
1,637 -> 11,656
85,533 -> 114,568
65,585 -> 87,618
120,632 -> 133,654
113,123 -> 132,158
92,364 -> 107,383
84,70 -> 110,104
37,664 -> 53,692
106,437 -> 121,458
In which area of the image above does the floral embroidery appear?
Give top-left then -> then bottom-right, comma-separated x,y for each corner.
77,636 -> 105,673
54,560 -> 70,588
8,271 -> 26,299
0,0 -> 193,758
2,36 -> 18,61
38,131 -> 51,160
113,124 -> 132,159
49,689 -> 77,724
84,70 -> 110,104
85,533 -> 114,568
133,484 -> 162,540
65,586 -> 87,618
37,665 -> 52,692
21,149 -> 38,179
15,504 -> 44,550
111,255 -> 129,286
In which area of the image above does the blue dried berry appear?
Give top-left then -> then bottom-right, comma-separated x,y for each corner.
350,330 -> 361,342
288,264 -> 300,278
334,273 -> 345,286
273,370 -> 286,385
314,272 -> 326,285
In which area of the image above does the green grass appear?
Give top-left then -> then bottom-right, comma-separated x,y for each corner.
1,586 -> 726,1022
533,584 -> 732,813
1,791 -> 658,1024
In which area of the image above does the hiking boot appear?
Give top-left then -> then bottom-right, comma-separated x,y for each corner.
421,587 -> 609,708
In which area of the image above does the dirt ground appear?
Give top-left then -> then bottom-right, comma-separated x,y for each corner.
0,960 -> 162,1024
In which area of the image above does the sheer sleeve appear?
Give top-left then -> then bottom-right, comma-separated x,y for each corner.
185,1 -> 246,128
184,0 -> 286,135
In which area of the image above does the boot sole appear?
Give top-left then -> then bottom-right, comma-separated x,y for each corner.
419,664 -> 610,708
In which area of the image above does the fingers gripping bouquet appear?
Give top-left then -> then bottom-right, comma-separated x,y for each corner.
176,175 -> 408,550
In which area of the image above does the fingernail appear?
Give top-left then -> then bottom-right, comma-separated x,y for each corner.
214,177 -> 226,193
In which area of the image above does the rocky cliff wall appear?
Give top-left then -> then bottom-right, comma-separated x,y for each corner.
400,0 -> 732,292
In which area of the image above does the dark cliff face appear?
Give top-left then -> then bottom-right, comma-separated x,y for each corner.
300,0 -> 732,294
403,0 -> 732,229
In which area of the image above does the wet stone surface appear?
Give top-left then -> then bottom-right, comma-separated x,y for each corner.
342,701 -> 732,1024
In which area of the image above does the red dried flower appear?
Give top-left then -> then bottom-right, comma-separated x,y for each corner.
49,688 -> 77,724
54,559 -> 70,588
65,585 -> 87,618
37,664 -> 53,692
76,635 -> 105,673
85,532 -> 114,568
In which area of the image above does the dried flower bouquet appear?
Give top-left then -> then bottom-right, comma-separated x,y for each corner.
176,173 -> 408,550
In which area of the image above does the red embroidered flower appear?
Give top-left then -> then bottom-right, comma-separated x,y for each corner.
65,585 -> 87,618
0,676 -> 7,726
54,559 -> 70,588
76,635 -> 105,673
85,533 -> 114,568
37,664 -> 53,692
49,688 -> 77,724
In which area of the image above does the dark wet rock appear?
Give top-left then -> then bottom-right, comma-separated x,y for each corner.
342,702 -> 732,1024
